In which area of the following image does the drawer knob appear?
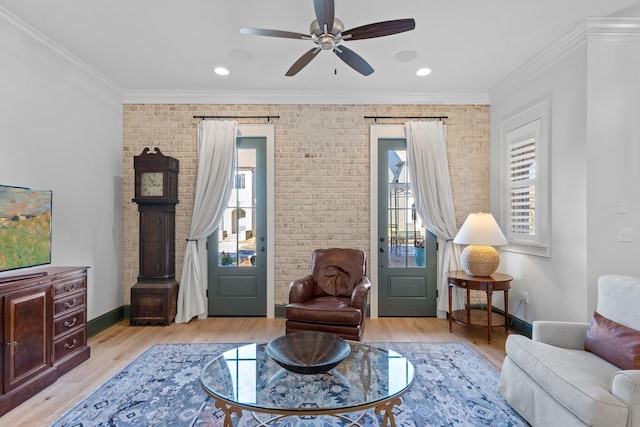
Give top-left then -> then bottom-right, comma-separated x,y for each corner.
64,339 -> 77,350
64,299 -> 77,309
64,283 -> 77,292
64,317 -> 78,328
460,281 -> 467,287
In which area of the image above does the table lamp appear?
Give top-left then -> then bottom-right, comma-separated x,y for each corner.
453,212 -> 508,277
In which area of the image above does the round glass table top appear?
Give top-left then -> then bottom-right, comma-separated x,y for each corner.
200,341 -> 415,414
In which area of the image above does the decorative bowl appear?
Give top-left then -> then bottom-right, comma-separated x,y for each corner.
266,332 -> 351,374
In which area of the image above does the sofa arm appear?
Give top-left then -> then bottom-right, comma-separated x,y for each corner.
351,277 -> 371,310
288,275 -> 315,303
611,370 -> 640,426
532,321 -> 589,349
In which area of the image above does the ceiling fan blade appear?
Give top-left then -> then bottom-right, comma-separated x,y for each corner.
342,18 -> 415,41
314,0 -> 335,33
239,27 -> 310,40
334,45 -> 374,76
285,48 -> 321,76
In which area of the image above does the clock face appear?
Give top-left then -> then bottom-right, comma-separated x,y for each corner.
140,172 -> 164,196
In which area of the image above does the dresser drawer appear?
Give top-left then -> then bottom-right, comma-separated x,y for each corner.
54,291 -> 86,316
52,276 -> 87,299
53,328 -> 86,363
53,308 -> 86,338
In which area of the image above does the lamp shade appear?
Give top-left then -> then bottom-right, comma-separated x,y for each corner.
453,213 -> 508,246
453,213 -> 508,277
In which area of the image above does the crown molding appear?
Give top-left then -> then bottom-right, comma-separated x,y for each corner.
586,17 -> 640,41
488,23 -> 587,102
489,17 -> 640,102
0,7 -> 124,103
122,90 -> 489,105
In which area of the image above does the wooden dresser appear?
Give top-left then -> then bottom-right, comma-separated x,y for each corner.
0,266 -> 90,416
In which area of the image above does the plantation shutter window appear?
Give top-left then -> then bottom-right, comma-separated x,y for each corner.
500,98 -> 550,257
507,126 -> 538,244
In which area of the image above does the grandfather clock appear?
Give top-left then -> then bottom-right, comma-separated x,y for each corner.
130,147 -> 179,326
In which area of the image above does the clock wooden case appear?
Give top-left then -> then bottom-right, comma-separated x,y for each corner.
131,147 -> 179,326
134,147 -> 179,204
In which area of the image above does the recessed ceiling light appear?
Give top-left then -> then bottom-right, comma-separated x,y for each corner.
214,67 -> 230,76
416,67 -> 432,77
394,50 -> 418,62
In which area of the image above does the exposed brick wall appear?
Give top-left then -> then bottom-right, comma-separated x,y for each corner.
123,104 -> 489,306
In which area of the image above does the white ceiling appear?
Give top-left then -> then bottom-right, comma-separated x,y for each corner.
1,0 -> 639,103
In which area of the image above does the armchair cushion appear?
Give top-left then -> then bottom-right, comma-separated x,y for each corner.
598,275 -> 640,330
584,311 -> 640,370
312,249 -> 366,297
286,296 -> 362,325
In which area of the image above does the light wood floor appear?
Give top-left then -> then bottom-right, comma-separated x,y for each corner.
2,317 -> 509,426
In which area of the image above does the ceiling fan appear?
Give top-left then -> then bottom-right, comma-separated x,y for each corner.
239,0 -> 415,76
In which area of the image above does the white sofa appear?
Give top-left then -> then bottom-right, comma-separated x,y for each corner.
499,275 -> 640,426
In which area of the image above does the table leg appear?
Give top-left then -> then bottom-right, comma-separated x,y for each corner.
213,398 -> 243,427
487,290 -> 493,343
504,289 -> 509,336
448,283 -> 452,332
466,289 -> 471,324
375,396 -> 403,427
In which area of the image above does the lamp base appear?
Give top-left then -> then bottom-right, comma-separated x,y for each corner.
460,245 -> 500,277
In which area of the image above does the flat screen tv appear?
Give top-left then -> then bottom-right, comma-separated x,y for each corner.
0,185 -> 52,273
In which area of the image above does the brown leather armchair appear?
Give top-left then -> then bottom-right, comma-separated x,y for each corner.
285,248 -> 371,341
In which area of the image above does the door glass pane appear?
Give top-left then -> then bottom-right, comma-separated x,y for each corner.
218,148 -> 257,267
387,149 -> 425,268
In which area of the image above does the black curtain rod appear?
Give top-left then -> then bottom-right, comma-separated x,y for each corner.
193,115 -> 279,122
364,115 -> 448,122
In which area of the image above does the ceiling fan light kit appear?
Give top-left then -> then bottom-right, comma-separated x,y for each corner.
239,0 -> 415,76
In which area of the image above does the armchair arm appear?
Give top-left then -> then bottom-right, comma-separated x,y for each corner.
532,321 -> 589,349
611,370 -> 640,426
288,275 -> 315,303
351,277 -> 371,310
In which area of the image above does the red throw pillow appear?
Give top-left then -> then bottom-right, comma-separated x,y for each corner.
584,311 -> 640,370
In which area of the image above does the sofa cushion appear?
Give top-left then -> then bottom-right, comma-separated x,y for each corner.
506,335 -> 628,426
585,311 -> 640,370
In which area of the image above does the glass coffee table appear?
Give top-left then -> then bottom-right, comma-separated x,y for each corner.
200,341 -> 415,426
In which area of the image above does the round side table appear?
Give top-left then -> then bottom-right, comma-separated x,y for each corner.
447,270 -> 513,343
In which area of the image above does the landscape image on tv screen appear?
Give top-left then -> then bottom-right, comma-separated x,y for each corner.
0,185 -> 52,272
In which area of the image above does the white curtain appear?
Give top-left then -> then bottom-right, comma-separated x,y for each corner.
405,121 -> 463,319
175,120 -> 238,323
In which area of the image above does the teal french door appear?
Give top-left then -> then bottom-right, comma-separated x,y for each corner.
207,136 -> 267,316
377,138 -> 437,316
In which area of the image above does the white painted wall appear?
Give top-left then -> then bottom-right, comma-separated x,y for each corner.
490,17 -> 640,324
585,29 -> 640,314
0,19 -> 123,321
490,46 -> 589,323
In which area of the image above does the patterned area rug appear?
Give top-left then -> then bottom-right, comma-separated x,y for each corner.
50,342 -> 527,426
